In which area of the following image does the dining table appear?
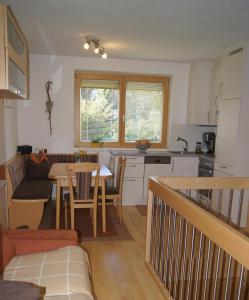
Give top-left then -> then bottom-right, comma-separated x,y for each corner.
48,163 -> 113,232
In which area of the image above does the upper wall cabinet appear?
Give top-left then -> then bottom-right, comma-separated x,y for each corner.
187,61 -> 217,126
0,5 -> 29,99
219,47 -> 244,101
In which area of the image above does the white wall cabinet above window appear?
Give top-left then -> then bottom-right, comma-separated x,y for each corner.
0,5 -> 29,99
187,61 -> 217,126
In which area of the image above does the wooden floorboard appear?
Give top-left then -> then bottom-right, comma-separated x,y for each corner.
82,206 -> 165,300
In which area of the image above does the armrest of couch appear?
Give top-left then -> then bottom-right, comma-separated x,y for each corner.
6,229 -> 78,256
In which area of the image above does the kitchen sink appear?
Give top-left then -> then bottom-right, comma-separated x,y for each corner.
169,151 -> 198,156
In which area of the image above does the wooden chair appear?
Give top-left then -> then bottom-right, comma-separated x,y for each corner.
64,163 -> 100,238
99,157 -> 126,223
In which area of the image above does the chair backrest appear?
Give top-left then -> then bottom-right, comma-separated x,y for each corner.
116,157 -> 126,195
67,163 -> 100,207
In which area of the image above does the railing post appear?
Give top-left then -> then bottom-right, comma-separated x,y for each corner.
145,189 -> 153,263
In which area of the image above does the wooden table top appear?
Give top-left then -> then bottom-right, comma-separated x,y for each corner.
48,163 -> 113,180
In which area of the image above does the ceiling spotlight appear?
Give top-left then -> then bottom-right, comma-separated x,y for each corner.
83,36 -> 107,58
101,51 -> 107,59
83,37 -> 90,50
94,40 -> 100,54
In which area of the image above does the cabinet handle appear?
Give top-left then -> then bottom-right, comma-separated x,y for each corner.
126,165 -> 137,168
219,82 -> 223,97
172,159 -> 174,172
124,179 -> 137,182
208,110 -> 210,123
219,165 -> 227,169
214,94 -> 219,110
127,158 -> 137,160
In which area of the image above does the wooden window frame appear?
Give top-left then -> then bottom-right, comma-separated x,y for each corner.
74,71 -> 169,149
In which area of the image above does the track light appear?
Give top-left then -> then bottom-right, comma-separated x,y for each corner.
83,36 -> 107,59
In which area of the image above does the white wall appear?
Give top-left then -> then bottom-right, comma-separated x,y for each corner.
17,54 -> 215,163
18,54 -> 190,152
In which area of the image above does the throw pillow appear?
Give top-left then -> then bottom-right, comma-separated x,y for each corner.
26,158 -> 50,180
30,154 -> 48,164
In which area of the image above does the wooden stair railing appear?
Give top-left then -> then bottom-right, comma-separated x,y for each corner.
145,177 -> 249,300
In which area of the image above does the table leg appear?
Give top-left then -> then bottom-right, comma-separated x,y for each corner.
56,179 -> 61,229
101,178 -> 106,233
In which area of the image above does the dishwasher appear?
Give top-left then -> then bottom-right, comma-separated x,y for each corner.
144,155 -> 172,199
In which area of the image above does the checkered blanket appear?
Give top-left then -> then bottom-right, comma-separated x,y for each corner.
4,246 -> 94,300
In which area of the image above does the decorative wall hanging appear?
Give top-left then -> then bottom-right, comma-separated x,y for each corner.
45,80 -> 53,135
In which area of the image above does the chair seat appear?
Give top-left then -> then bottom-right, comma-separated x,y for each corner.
97,185 -> 119,195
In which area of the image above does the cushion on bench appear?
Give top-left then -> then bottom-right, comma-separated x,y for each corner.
7,156 -> 26,191
4,246 -> 94,300
12,179 -> 52,200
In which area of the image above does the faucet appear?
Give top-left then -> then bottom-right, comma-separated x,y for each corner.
177,137 -> 188,153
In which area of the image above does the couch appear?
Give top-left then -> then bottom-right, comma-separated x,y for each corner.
0,225 -> 94,299
5,153 -> 98,229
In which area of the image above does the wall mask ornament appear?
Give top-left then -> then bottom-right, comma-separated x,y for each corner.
45,80 -> 53,135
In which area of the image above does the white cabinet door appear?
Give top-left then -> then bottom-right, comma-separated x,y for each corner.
171,157 -> 199,177
122,178 -> 144,205
215,99 -> 240,166
143,164 -> 172,200
124,163 -> 144,177
113,155 -> 145,205
187,61 -> 214,125
220,49 -> 244,100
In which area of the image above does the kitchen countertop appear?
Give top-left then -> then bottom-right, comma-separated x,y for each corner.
110,150 -> 215,161
110,150 -> 172,156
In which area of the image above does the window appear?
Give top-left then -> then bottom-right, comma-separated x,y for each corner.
75,73 -> 169,148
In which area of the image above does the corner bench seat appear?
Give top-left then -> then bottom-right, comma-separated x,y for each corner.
4,246 -> 94,300
5,153 -> 98,229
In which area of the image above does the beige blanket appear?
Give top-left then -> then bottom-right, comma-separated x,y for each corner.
4,246 -> 94,300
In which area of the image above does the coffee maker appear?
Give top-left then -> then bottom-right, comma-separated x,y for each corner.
202,132 -> 216,153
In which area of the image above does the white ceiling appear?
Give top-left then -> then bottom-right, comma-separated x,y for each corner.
3,0 -> 249,62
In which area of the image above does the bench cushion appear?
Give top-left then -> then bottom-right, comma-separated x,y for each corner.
7,156 -> 26,191
26,158 -> 50,180
4,246 -> 94,300
12,179 -> 52,200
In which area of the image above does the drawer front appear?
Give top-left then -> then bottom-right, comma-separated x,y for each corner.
123,177 -> 144,204
214,162 -> 235,175
125,163 -> 144,177
125,156 -> 144,164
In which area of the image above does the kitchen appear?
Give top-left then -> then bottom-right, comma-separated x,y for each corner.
0,3 -> 249,221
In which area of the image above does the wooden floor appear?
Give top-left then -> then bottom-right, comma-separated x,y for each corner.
82,206 -> 165,300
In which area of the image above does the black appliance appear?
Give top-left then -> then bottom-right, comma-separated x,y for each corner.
202,132 -> 216,153
198,156 -> 214,198
17,145 -> 32,154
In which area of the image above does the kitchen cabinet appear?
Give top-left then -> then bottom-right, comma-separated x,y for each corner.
219,48 -> 244,101
187,61 -> 217,125
113,155 -> 144,205
143,156 -> 172,201
0,5 -> 29,99
215,99 -> 240,167
111,152 -> 199,205
171,156 -> 199,177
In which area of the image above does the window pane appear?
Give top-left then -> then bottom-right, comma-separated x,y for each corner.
80,79 -> 119,142
125,81 -> 164,143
